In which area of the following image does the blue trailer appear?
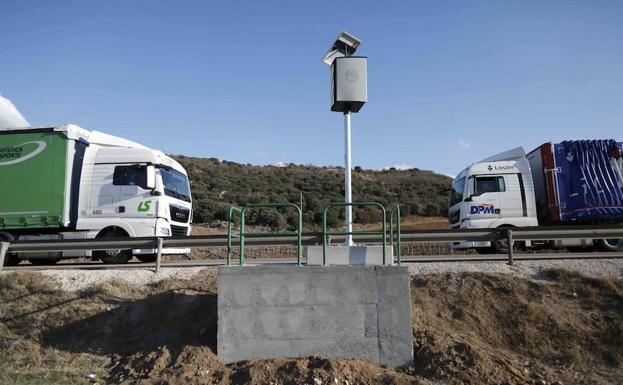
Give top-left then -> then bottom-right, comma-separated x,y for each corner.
528,140 -> 623,223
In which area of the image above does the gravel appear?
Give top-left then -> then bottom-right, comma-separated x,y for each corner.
408,259 -> 623,279
40,267 -> 212,291
34,259 -> 623,291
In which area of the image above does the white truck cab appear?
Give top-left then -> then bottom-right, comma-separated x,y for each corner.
448,147 -> 538,251
0,124 -> 192,264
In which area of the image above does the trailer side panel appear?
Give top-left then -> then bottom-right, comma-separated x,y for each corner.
0,131 -> 69,229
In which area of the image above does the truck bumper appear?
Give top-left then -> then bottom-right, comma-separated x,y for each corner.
452,240 -> 491,250
133,247 -> 191,255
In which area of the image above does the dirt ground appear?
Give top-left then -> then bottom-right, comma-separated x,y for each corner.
0,269 -> 621,385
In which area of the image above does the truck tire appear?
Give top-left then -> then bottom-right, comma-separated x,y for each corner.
0,232 -> 20,266
597,238 -> 623,252
490,227 -> 521,254
93,231 -> 132,264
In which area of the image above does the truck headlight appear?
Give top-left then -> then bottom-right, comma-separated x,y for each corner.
155,218 -> 171,236
158,227 -> 171,236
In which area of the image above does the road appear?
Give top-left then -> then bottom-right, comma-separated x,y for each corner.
3,252 -> 623,271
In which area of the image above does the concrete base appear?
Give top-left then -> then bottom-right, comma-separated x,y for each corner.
217,265 -> 413,368
306,245 -> 394,265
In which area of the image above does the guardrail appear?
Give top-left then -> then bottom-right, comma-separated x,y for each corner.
322,201 -> 388,265
1,224 -> 622,271
227,203 -> 303,266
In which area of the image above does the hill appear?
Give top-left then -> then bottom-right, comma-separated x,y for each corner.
173,156 -> 452,228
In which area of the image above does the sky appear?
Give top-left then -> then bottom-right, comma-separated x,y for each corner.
1,1 -> 622,177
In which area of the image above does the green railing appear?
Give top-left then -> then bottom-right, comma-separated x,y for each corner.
227,203 -> 303,266
389,205 -> 401,265
322,201 -> 387,266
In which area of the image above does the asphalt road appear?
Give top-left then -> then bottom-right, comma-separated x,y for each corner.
3,252 -> 623,271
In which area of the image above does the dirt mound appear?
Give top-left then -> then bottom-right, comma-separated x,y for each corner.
1,269 -> 622,384
411,270 -> 623,385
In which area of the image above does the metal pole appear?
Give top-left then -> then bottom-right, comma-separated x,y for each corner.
344,111 -> 353,246
155,237 -> 163,273
240,211 -> 246,265
506,229 -> 514,266
0,242 -> 9,272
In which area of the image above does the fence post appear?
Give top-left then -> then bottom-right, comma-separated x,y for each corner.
506,229 -> 514,266
296,205 -> 303,266
155,237 -> 163,273
227,209 -> 233,266
0,242 -> 9,272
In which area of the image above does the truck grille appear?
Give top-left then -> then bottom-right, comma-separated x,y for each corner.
170,204 -> 190,223
170,225 -> 188,237
449,210 -> 460,225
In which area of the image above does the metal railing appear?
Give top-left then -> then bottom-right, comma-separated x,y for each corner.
322,201 -> 387,266
1,224 -> 622,271
227,203 -> 303,266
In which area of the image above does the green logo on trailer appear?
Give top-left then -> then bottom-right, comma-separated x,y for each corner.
137,201 -> 152,212
0,141 -> 48,166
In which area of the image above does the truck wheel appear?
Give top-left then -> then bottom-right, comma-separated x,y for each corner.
490,226 -> 525,254
0,233 -> 19,266
491,234 -> 522,254
491,239 -> 511,254
136,254 -> 157,263
93,231 -> 132,264
597,238 -> 623,252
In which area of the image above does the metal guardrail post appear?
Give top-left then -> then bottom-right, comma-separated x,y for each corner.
0,242 -> 9,271
239,211 -> 246,265
155,237 -> 163,273
227,206 -> 243,265
296,208 -> 303,266
506,229 -> 514,266
322,201 -> 387,266
390,205 -> 401,265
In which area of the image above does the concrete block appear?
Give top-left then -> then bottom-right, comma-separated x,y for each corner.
218,265 -> 413,367
306,245 -> 394,265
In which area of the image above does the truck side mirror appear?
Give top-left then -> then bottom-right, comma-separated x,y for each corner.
146,165 -> 156,190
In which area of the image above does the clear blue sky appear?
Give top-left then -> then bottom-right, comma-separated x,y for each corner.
2,1 -> 622,177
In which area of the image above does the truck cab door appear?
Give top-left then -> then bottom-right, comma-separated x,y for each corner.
467,176 -> 503,221
113,165 -> 157,221
88,164 -> 121,219
497,174 -> 524,219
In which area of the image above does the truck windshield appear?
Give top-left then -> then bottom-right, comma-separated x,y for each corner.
449,177 -> 465,206
159,167 -> 191,203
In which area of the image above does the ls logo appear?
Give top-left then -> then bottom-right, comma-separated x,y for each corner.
470,204 -> 496,214
137,201 -> 152,212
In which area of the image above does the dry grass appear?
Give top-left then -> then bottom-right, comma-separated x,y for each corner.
1,270 -> 622,384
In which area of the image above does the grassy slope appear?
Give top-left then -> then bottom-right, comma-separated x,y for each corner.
173,156 -> 452,228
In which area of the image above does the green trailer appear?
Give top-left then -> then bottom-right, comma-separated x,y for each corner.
0,130 -> 72,230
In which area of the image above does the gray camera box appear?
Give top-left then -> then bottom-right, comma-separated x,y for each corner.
331,56 -> 367,113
